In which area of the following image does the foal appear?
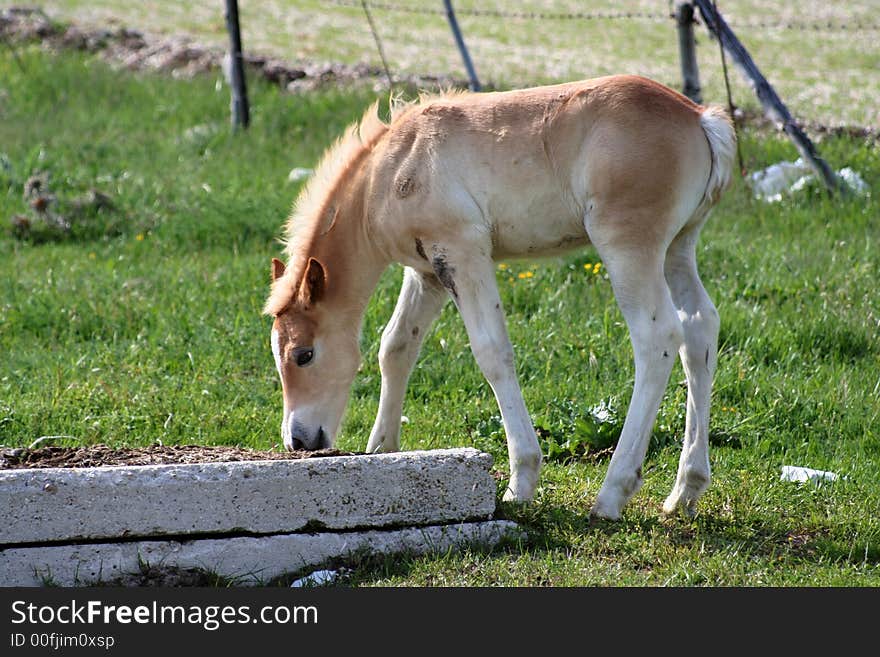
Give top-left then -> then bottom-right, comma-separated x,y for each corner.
265,75 -> 736,519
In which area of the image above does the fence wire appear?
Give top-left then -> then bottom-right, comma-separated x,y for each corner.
328,0 -> 880,32
328,1 -> 669,23
316,0 -> 877,131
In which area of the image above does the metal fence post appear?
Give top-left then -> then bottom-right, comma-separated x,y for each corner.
224,0 -> 250,129
443,0 -> 481,91
693,0 -> 841,193
675,2 -> 702,103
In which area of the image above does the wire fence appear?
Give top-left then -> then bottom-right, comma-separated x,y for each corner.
329,0 -> 880,32
329,0 -> 669,23
308,1 -> 879,132
2,2 -> 876,133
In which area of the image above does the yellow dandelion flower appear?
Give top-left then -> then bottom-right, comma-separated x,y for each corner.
583,263 -> 592,271
593,262 -> 602,274
518,271 -> 534,279
135,233 -> 145,241
498,263 -> 508,271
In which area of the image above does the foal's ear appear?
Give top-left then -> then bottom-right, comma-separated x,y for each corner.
271,258 -> 286,281
299,257 -> 326,305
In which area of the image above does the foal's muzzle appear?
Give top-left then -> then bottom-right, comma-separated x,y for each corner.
286,419 -> 327,451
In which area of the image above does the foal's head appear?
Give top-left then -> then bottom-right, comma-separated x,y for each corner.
266,257 -> 360,451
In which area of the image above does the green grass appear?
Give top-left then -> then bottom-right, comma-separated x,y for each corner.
1,49 -> 879,586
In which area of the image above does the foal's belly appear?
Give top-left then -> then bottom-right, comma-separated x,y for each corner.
489,199 -> 590,260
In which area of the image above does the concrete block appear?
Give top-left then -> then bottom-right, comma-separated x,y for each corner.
0,521 -> 521,586
1,448 -> 497,545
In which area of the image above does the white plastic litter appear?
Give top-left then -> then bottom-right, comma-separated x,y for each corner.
182,123 -> 218,142
748,158 -> 869,201
749,159 -> 812,202
780,465 -> 839,484
290,569 -> 339,588
837,167 -> 869,196
288,167 -> 314,183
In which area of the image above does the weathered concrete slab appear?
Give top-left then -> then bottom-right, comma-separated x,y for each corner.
0,449 -> 497,545
0,521 -> 521,586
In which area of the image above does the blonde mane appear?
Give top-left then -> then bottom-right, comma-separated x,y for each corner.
263,100 -> 390,315
263,90 -> 473,316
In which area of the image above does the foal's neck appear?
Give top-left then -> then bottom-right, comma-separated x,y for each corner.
312,167 -> 388,322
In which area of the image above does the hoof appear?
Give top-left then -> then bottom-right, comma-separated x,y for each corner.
590,486 -> 627,521
502,479 -> 536,503
662,494 -> 698,518
589,501 -> 621,521
502,463 -> 539,503
365,435 -> 399,454
661,495 -> 679,516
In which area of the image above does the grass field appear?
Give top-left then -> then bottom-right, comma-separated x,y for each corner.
1,47 -> 879,586
32,0 -> 880,129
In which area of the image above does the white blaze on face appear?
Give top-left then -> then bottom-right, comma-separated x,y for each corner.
271,328 -> 282,376
273,327 -> 292,446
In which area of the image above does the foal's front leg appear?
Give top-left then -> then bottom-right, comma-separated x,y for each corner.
430,251 -> 542,502
367,267 -> 447,453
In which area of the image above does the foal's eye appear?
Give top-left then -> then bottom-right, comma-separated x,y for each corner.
293,347 -> 314,367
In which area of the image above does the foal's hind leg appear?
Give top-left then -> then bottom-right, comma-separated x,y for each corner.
662,229 -> 719,516
367,267 -> 447,453
590,244 -> 684,520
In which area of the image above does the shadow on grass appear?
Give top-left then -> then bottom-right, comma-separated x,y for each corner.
496,497 -> 880,574
67,501 -> 876,587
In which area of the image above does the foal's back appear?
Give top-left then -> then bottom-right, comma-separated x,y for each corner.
371,75 -> 713,262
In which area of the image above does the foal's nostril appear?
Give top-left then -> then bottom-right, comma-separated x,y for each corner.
290,420 -> 324,451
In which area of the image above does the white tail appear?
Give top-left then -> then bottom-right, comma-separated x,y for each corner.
699,105 -> 737,205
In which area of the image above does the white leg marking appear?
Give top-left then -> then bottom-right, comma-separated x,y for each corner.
590,250 -> 684,520
440,255 -> 542,502
662,232 -> 718,516
366,267 -> 447,454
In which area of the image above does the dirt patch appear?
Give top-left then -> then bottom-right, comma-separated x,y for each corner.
0,6 -> 466,92
0,444 -> 359,470
4,7 -> 876,138
101,565 -> 225,588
